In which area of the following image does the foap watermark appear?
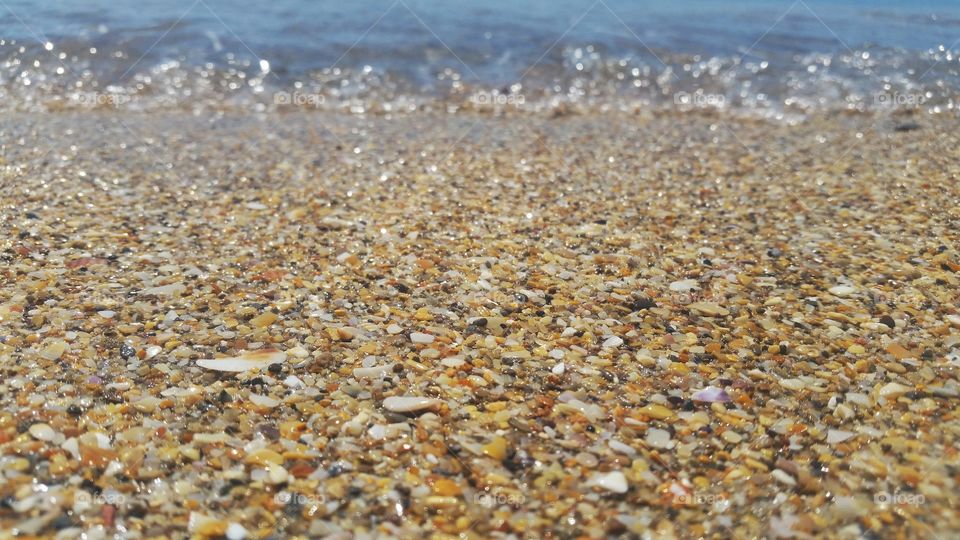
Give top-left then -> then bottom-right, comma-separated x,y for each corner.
874,91 -> 926,109
674,90 -> 725,109
475,492 -> 526,508
74,491 -> 127,505
671,492 -> 728,506
874,491 -> 925,506
71,91 -> 136,108
470,90 -> 526,108
273,91 -> 326,108
274,491 -> 327,506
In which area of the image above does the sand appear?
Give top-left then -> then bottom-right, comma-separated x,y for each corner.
1,109 -> 958,538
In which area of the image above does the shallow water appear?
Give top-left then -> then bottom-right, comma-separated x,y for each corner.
1,0 -> 958,115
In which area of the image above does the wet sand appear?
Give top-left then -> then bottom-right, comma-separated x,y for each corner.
1,110 -> 958,538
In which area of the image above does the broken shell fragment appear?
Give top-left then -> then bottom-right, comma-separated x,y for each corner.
196,349 -> 286,372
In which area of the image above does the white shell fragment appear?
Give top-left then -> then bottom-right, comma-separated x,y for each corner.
196,349 -> 286,372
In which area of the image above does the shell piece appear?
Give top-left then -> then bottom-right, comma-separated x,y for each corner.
196,349 -> 286,372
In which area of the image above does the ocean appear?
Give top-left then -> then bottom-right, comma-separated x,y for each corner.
1,0 -> 958,116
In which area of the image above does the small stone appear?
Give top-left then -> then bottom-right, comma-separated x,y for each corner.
244,449 -> 284,466
431,478 -> 462,496
382,395 -> 442,413
40,341 -> 67,361
29,423 -> 56,441
771,469 -> 797,486
779,378 -> 806,391
692,386 -> 731,403
188,513 -> 227,536
481,436 -> 508,461
267,463 -> 288,484
386,324 -> 403,335
688,302 -> 729,317
826,429 -> 856,444
878,382 -> 912,399
829,285 -> 856,297
879,315 -> 896,329
250,312 -> 278,328
721,430 -> 743,444
885,342 -> 916,360
287,346 -> 309,358
551,362 -> 565,375
669,279 -> 699,292
638,404 -> 674,420
119,342 -> 137,359
645,428 -> 672,449
249,394 -> 279,408
225,523 -> 248,540
588,470 -> 629,493
410,332 -> 435,344
602,336 -> 623,348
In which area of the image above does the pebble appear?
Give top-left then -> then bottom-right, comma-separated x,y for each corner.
688,302 -> 729,317
39,341 -> 67,361
602,336 -> 623,348
410,332 -> 435,344
878,382 -> 912,399
826,429 -> 856,444
225,523 -> 248,540
382,395 -> 442,413
692,386 -> 731,403
588,470 -> 629,493
646,428 -> 672,449
29,423 -> 57,441
828,285 -> 856,296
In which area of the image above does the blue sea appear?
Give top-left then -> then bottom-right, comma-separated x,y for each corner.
1,0 -> 958,115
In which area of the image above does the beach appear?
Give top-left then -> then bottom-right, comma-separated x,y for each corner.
1,109 -> 958,538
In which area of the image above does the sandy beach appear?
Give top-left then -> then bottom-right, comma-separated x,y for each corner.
0,109 -> 957,538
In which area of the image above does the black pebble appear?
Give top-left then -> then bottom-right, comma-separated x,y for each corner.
879,315 -> 896,329
119,343 -> 136,359
893,122 -> 921,132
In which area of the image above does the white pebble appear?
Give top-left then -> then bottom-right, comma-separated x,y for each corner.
826,429 -> 856,444
669,279 -> 699,292
588,470 -> 629,493
387,324 -> 403,335
828,285 -> 856,297
410,332 -> 434,344
226,523 -> 248,540
551,362 -> 565,375
602,336 -> 623,348
646,428 -> 672,449
29,423 -> 56,442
